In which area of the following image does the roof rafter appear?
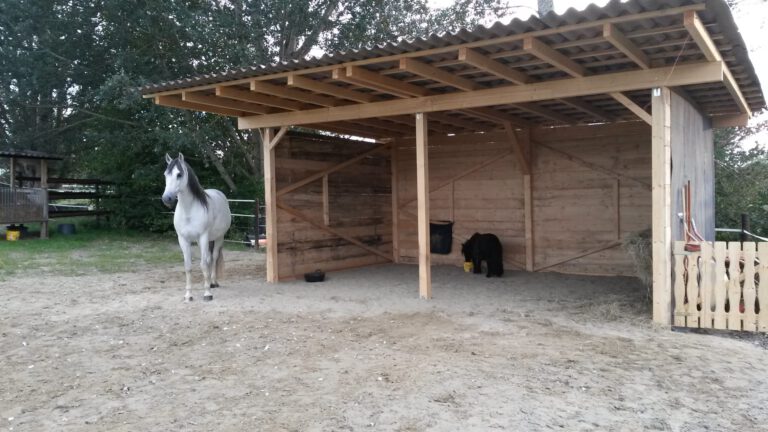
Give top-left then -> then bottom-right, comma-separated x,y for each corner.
155,95 -> 244,117
683,10 -> 750,115
603,23 -> 650,69
215,86 -> 306,110
250,80 -> 340,107
181,91 -> 273,115
238,61 -> 724,129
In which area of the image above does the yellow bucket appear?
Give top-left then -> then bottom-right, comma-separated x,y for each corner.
463,262 -> 472,272
6,230 -> 20,241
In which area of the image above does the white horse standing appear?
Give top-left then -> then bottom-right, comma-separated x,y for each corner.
162,153 -> 231,301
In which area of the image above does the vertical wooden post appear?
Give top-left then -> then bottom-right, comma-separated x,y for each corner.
263,128 -> 278,282
652,87 -> 673,325
415,113 -> 432,299
523,175 -> 534,271
390,144 -> 399,263
614,179 -> 621,241
40,159 -> 49,239
9,157 -> 16,190
322,174 -> 330,226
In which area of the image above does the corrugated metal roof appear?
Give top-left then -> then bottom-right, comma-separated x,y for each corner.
140,0 -> 765,112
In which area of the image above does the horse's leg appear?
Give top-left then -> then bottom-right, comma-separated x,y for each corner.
210,238 -> 224,288
198,233 -> 214,301
178,237 -> 194,302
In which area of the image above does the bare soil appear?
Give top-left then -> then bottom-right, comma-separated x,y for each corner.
2,251 -> 767,431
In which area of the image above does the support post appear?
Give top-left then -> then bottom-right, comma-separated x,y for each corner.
40,159 -> 48,239
652,87 -> 673,325
263,128 -> 279,282
9,157 -> 16,190
322,175 -> 330,226
391,145 -> 400,263
415,113 -> 432,299
741,213 -> 750,244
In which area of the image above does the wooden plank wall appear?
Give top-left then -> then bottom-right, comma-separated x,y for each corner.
275,134 -> 392,279
395,121 -> 652,276
670,92 -> 715,241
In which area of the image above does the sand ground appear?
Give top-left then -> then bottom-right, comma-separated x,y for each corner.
2,250 -> 767,431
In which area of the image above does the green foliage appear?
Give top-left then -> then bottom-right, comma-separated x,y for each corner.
714,115 -> 768,239
1,0 -> 509,232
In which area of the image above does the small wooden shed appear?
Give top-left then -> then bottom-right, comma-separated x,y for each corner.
1,149 -> 62,238
142,0 -> 765,325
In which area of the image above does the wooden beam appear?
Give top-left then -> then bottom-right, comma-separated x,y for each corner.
263,128 -> 278,282
558,97 -> 613,121
652,86 -> 673,325
277,143 -> 391,196
458,47 -> 533,85
523,37 -> 587,78
711,113 -> 749,128
40,159 -> 48,239
322,175 -> 330,226
268,126 -> 288,150
391,145 -> 400,263
464,107 -> 532,127
683,11 -> 721,62
335,66 -> 430,98
505,122 -> 530,174
182,91 -> 273,114
524,174 -> 534,271
239,62 -> 724,129
251,80 -> 340,107
216,86 -> 306,110
603,24 -> 650,69
155,95 -> 243,117
287,74 -> 378,103
415,113 -> 431,299
400,57 -> 480,91
683,11 -> 750,115
277,203 -> 392,261
609,92 -> 652,125
535,242 -> 621,272
514,102 -> 573,124
429,112 -> 488,131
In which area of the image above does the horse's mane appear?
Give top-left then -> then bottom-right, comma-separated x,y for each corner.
167,158 -> 209,209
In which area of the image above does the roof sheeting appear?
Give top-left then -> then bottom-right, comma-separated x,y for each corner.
140,0 -> 765,134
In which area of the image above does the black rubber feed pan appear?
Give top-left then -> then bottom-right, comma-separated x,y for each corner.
304,270 -> 325,282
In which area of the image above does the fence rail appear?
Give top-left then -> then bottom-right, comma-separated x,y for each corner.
673,241 -> 768,332
0,187 -> 46,224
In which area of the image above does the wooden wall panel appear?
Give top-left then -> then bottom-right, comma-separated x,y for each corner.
275,134 -> 391,279
394,122 -> 652,276
670,92 -> 715,241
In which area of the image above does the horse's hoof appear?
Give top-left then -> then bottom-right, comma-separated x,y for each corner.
185,297 -> 193,302
203,294 -> 213,301
210,283 -> 219,288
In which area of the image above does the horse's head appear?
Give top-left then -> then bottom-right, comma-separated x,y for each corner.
162,153 -> 187,208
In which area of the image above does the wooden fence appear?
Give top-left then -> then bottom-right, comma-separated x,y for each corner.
673,241 -> 768,332
0,187 -> 46,224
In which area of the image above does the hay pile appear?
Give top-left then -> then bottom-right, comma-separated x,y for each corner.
623,228 -> 652,299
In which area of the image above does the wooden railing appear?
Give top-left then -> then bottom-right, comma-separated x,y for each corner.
673,241 -> 768,332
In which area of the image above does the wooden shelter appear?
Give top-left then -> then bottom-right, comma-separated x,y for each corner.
142,0 -> 765,325
1,149 -> 63,238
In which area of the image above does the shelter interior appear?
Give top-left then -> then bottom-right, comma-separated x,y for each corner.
142,0 -> 765,325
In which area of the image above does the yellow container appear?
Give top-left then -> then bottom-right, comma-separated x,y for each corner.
463,262 -> 472,272
6,230 -> 20,241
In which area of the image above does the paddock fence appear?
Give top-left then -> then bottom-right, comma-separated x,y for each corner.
673,241 -> 768,332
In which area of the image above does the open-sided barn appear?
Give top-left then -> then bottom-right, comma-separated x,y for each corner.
142,0 -> 766,328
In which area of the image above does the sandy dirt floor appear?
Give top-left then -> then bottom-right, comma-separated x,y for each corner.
2,250 -> 768,431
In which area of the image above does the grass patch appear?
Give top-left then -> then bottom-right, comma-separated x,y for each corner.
0,224 -> 181,280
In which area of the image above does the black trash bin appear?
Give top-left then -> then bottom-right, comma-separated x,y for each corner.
429,221 -> 453,254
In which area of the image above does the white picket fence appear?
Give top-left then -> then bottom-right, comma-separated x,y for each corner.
673,241 -> 768,332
